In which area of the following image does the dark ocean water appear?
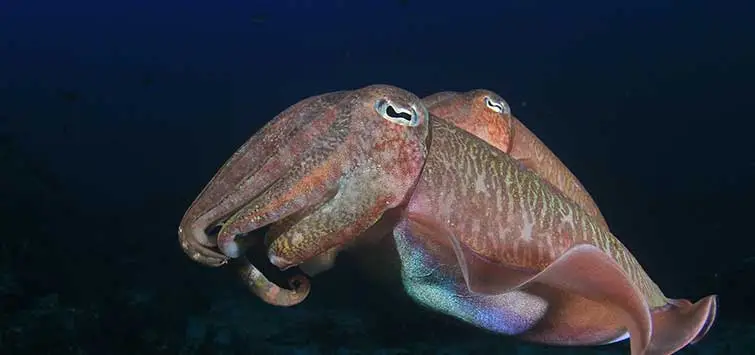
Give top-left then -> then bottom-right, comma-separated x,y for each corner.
1,0 -> 753,354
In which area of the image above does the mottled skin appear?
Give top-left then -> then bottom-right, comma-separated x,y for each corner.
235,255 -> 310,306
178,85 -> 717,354
177,92 -> 361,304
178,86 -> 427,305
423,90 -> 609,230
288,89 -> 611,277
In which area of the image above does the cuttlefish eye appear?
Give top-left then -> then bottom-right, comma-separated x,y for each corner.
375,99 -> 420,127
484,95 -> 509,114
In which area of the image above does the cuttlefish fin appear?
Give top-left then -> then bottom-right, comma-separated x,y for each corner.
646,295 -> 718,354
406,214 -> 652,355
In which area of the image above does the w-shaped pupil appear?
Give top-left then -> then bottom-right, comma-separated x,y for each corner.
386,105 -> 413,121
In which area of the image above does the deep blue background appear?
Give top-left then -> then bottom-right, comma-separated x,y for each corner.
1,0 -> 753,353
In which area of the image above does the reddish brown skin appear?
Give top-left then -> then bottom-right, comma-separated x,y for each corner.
216,85 -> 429,269
178,86 -> 717,354
236,256 -> 310,306
177,92 -> 354,305
284,89 -> 601,277
424,90 -> 609,230
423,90 -> 514,155
178,92 -> 351,267
285,90 -> 592,277
401,118 -> 716,354
178,84 -> 429,305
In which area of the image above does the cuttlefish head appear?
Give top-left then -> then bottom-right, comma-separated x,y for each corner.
178,84 -> 430,269
423,89 -> 514,154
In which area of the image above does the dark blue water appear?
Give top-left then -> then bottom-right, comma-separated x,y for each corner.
1,0 -> 753,354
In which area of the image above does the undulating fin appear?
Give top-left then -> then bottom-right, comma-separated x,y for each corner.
406,214 -> 653,355
407,215 -> 633,346
646,295 -> 718,354
405,213 -> 537,294
518,283 -> 631,346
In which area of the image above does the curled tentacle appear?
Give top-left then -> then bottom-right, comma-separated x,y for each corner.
236,256 -> 310,306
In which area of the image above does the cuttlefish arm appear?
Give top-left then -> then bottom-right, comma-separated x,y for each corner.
236,255 -> 310,306
178,91 -> 351,267
179,84 -> 428,307
397,118 -> 717,354
424,90 -> 609,229
205,84 -> 429,271
178,91 -> 360,305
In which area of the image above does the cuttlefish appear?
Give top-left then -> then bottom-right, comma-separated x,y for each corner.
422,90 -> 608,229
275,89 -> 608,279
177,85 -> 717,354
